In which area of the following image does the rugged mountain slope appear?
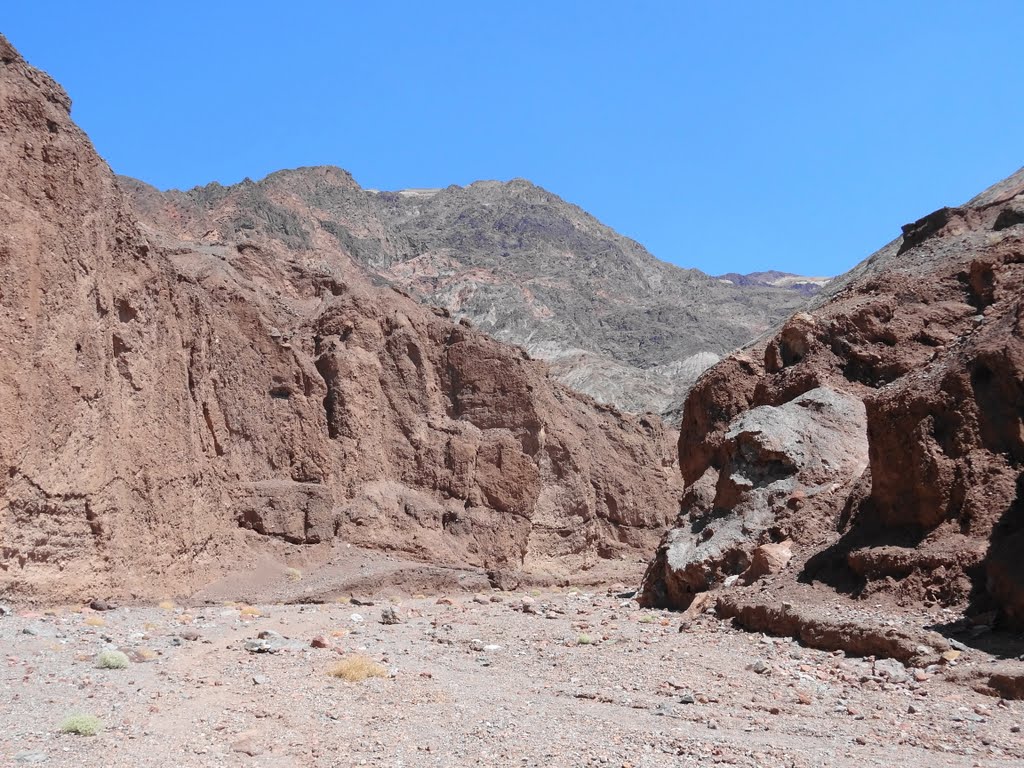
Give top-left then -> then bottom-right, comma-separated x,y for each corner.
641,166 -> 1024,630
122,170 -> 810,418
0,36 -> 682,601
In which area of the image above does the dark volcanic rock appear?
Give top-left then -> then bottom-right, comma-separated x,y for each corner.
122,170 -> 809,419
644,164 -> 1024,628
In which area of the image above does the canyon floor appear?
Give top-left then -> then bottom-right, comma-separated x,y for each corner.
2,561 -> 1022,768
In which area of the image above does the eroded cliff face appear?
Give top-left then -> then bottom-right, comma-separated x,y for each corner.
0,37 -> 682,601
642,167 -> 1024,626
0,35 -> 225,600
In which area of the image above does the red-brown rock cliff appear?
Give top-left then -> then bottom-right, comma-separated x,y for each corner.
0,37 -> 682,600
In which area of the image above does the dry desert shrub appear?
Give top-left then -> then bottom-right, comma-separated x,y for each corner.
130,647 -> 159,662
329,655 -> 388,682
83,616 -> 105,627
285,567 -> 302,582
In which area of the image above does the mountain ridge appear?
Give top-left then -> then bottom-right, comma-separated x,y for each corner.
121,166 -> 812,419
714,270 -> 830,296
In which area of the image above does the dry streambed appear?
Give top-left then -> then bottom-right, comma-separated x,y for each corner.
0,590 -> 1021,767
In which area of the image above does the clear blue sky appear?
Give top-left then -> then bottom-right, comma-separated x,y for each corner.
3,2 -> 1022,276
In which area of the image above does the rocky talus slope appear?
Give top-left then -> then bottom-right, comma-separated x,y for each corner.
641,166 -> 1024,634
121,170 -> 811,418
0,36 -> 682,601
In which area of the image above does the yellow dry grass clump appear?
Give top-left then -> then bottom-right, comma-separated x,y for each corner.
329,655 -> 388,682
239,606 -> 262,618
284,567 -> 302,582
83,616 -> 105,627
158,600 -> 175,610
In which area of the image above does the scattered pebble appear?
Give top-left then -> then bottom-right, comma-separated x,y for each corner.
14,752 -> 48,764
0,589 -> 1018,766
231,738 -> 263,756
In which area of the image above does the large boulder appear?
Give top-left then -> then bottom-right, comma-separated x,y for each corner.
641,387 -> 867,607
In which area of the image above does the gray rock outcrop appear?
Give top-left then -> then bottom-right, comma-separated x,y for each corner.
641,387 -> 868,607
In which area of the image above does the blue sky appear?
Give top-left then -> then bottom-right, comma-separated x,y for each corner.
3,2 -> 1021,276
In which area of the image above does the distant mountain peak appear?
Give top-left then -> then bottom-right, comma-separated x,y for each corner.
714,270 -> 831,296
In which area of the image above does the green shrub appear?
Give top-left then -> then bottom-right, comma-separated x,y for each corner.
60,714 -> 102,736
95,650 -> 130,669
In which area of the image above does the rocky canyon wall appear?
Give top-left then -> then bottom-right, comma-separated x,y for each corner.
0,36 -> 682,601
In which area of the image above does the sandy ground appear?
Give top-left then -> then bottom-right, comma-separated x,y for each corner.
1,586 -> 1021,768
